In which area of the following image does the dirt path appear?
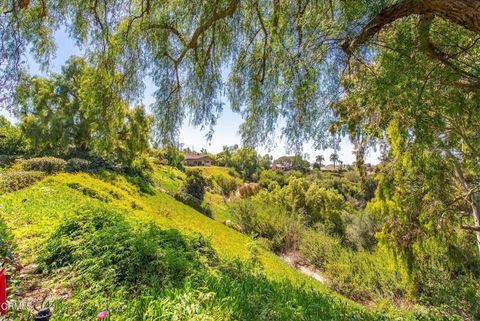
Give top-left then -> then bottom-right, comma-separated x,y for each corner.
280,252 -> 327,284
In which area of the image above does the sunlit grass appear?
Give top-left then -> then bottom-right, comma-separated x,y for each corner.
0,171 -> 338,293
152,165 -> 185,194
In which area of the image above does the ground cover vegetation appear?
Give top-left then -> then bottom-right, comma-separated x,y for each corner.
1,163 -> 441,321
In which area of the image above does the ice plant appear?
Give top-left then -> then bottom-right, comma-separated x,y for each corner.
96,310 -> 108,319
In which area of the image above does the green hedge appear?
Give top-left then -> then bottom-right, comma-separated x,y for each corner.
0,170 -> 45,194
17,157 -> 67,174
0,155 -> 19,168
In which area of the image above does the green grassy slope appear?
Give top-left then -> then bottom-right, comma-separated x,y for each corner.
0,168 -> 445,320
154,165 -> 236,222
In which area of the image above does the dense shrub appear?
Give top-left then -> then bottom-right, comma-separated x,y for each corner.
412,238 -> 480,318
0,155 -> 19,168
230,199 -> 304,253
125,154 -> 155,176
66,158 -> 91,173
123,155 -> 156,194
299,229 -> 341,270
304,184 -> 346,235
325,248 -> 405,302
0,171 -> 45,194
344,211 -> 379,250
214,174 -> 239,197
174,192 -> 212,217
344,171 -> 360,183
37,206 -> 218,290
17,157 -> 66,174
258,169 -> 287,189
180,169 -> 206,201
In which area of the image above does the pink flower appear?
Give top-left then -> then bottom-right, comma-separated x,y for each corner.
96,310 -> 109,319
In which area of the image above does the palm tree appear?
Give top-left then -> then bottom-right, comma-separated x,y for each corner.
315,155 -> 324,169
330,153 -> 339,169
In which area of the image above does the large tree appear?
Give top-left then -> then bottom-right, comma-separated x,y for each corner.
15,57 -> 152,164
2,1 -> 479,146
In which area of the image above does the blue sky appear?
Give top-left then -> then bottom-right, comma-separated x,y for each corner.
2,30 -> 380,165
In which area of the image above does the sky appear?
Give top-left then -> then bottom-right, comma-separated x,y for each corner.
2,30 -> 380,165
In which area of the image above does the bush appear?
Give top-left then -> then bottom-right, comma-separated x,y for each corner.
344,211 -> 379,251
299,229 -> 342,270
344,171 -> 360,183
258,169 -> 287,188
17,157 -> 66,174
126,154 -> 155,176
236,183 -> 261,199
37,206 -> 218,290
0,155 -> 19,168
174,192 -> 212,217
0,171 -> 45,194
304,184 -> 346,235
325,248 -> 405,302
180,169 -> 206,201
66,158 -> 91,173
230,199 -> 304,253
214,174 -> 239,197
156,145 -> 184,168
123,155 -> 156,194
412,238 -> 480,318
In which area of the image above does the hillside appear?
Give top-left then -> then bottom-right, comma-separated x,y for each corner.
0,166 -> 444,320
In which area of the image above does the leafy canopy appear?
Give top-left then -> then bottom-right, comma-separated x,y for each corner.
15,57 -> 152,164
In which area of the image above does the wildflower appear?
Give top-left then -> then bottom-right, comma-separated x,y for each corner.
96,310 -> 108,319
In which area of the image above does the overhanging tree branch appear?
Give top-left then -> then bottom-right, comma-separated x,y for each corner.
342,0 -> 480,55
175,0 -> 240,66
418,15 -> 480,89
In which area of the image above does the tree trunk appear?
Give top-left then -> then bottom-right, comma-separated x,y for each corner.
343,0 -> 480,54
449,152 -> 480,255
469,196 -> 480,255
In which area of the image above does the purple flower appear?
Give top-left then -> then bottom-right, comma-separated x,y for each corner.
96,310 -> 109,319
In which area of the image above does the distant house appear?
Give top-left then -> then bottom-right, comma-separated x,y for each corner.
271,160 -> 293,171
182,153 -> 215,166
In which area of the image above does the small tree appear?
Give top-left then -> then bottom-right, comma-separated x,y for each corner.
180,169 -> 206,201
0,116 -> 29,155
215,175 -> 239,197
159,145 -> 184,168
